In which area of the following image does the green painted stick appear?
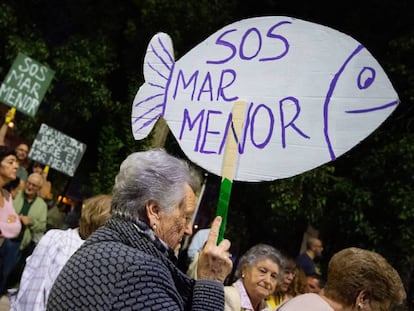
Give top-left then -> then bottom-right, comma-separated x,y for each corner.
216,100 -> 247,244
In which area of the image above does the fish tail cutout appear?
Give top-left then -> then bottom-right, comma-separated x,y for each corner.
216,100 -> 247,244
131,33 -> 175,140
323,44 -> 364,160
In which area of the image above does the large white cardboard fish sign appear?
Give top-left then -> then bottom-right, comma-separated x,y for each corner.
131,16 -> 398,182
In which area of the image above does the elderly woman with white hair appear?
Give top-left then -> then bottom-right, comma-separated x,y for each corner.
225,244 -> 285,311
47,149 -> 233,310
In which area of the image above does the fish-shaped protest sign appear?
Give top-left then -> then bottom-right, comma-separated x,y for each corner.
132,16 -> 398,182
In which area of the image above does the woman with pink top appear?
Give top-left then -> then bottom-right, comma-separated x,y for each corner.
0,145 -> 22,295
0,145 -> 21,240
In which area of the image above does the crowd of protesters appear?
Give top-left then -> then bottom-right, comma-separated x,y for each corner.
0,111 -> 410,310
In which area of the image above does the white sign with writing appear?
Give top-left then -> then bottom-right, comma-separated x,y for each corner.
29,124 -> 86,177
131,16 -> 398,182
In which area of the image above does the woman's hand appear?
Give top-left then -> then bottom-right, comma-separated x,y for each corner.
19,214 -> 31,226
7,214 -> 17,223
197,216 -> 233,282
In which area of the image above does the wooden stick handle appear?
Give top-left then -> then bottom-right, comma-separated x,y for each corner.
216,100 -> 247,243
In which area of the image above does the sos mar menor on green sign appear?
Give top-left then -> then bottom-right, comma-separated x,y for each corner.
0,53 -> 55,117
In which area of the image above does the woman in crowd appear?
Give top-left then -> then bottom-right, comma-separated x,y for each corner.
224,243 -> 284,311
276,247 -> 406,310
47,149 -> 233,310
286,266 -> 308,298
0,146 -> 21,294
267,255 -> 307,308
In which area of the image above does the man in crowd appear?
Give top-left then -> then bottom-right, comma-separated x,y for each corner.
14,143 -> 30,184
306,273 -> 325,294
296,237 -> 323,275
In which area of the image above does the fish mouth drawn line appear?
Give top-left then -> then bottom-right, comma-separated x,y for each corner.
345,100 -> 398,114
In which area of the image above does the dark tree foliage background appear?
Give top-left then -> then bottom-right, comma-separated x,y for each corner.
1,0 -> 414,306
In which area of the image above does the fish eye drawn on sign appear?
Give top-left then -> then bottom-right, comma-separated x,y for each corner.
28,124 -> 86,177
0,53 -> 55,118
131,16 -> 398,182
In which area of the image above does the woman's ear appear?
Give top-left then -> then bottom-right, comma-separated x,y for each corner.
146,200 -> 161,228
356,291 -> 368,309
241,265 -> 248,279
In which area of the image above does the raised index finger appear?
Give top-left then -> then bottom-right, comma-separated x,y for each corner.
205,216 -> 221,247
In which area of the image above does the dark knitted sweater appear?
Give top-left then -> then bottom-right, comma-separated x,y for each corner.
47,218 -> 224,310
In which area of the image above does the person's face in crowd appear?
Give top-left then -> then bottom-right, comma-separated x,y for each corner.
32,164 -> 43,174
15,144 -> 29,162
306,276 -> 321,294
312,239 -> 324,258
279,266 -> 296,293
242,258 -> 280,304
25,174 -> 42,199
157,183 -> 196,250
0,154 -> 18,181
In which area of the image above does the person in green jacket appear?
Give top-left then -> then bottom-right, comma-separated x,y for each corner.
13,172 -> 47,248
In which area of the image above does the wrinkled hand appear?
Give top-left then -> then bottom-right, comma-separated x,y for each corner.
197,216 -> 232,282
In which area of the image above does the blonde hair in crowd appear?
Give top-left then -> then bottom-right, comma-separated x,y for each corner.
78,194 -> 112,240
287,267 -> 308,297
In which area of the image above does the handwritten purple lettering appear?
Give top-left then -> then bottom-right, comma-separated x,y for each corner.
206,21 -> 291,65
173,69 -> 238,102
179,100 -> 310,155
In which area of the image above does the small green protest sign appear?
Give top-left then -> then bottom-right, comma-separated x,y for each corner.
0,53 -> 55,117
28,124 -> 87,177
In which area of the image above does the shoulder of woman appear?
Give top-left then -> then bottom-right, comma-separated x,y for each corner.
1,188 -> 11,200
224,284 -> 241,311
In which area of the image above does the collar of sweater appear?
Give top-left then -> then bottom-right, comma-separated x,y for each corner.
106,217 -> 177,264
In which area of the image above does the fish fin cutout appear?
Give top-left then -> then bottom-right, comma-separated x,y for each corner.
131,32 -> 175,140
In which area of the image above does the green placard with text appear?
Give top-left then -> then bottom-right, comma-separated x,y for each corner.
0,53 -> 55,117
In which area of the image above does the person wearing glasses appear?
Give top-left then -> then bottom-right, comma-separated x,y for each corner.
13,173 -> 47,242
267,255 -> 308,309
0,172 -> 47,295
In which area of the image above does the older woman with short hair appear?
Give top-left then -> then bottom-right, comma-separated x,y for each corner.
225,244 -> 285,311
47,149 -> 233,310
276,247 -> 406,311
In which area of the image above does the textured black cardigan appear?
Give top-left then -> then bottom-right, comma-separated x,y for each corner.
47,218 -> 225,310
